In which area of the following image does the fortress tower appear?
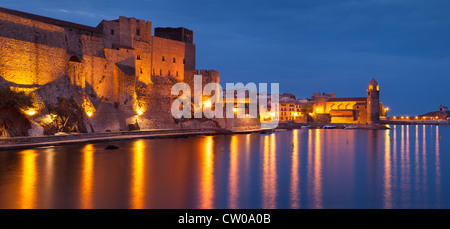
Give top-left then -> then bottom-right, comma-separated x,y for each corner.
367,78 -> 380,124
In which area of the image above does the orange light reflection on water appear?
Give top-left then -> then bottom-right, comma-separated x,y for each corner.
436,126 -> 441,207
262,134 -> 277,209
199,136 -> 215,209
228,136 -> 239,209
383,129 -> 392,209
131,140 -> 146,209
290,129 -> 300,209
313,129 -> 323,209
81,144 -> 94,209
20,149 -> 38,209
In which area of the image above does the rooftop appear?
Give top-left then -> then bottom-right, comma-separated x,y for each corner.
327,97 -> 367,102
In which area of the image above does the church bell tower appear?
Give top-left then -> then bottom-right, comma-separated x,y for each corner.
367,78 -> 380,124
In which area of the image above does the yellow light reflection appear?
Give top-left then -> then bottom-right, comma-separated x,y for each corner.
262,134 -> 277,209
393,126 -> 397,185
307,130 -> 313,207
422,125 -> 427,195
200,136 -> 214,209
131,140 -> 146,209
81,144 -> 94,209
404,125 -> 411,206
415,126 -> 420,194
43,148 -> 55,208
436,126 -> 441,206
228,136 -> 239,209
383,129 -> 392,209
313,129 -> 323,209
290,129 -> 300,209
19,149 -> 38,209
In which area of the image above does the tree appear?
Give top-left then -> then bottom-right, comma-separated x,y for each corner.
0,87 -> 34,110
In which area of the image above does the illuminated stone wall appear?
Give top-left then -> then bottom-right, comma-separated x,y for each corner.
0,8 -> 233,134
0,12 -> 67,85
152,36 -> 187,81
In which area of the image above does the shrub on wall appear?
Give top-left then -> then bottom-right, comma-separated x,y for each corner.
0,87 -> 34,137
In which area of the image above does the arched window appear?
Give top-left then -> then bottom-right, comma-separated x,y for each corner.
69,56 -> 81,63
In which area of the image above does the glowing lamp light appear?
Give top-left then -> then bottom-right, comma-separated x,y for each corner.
203,100 -> 212,108
86,111 -> 93,117
136,108 -> 144,116
233,107 -> 237,113
25,108 -> 36,116
294,112 -> 298,116
270,112 -> 275,117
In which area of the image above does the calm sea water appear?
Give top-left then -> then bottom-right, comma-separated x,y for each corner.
0,125 -> 448,209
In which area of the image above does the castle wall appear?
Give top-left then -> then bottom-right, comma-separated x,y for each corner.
0,7 -> 235,134
184,43 -> 196,70
134,40 -> 152,85
0,12 -> 67,85
152,36 -> 186,80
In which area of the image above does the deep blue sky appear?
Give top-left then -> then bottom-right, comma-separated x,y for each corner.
2,0 -> 449,115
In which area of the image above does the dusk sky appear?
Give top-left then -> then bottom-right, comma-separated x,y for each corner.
2,0 -> 449,116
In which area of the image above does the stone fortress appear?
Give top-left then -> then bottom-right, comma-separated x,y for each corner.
0,7 -> 251,136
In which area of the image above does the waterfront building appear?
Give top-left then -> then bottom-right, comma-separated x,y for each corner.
0,7 -> 261,136
277,79 -> 387,124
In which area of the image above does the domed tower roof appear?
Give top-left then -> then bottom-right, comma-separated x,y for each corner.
369,78 -> 378,86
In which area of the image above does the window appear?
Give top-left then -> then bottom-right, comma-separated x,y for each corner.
153,69 -> 155,75
162,56 -> 165,61
136,55 -> 141,60
111,29 -> 114,35
168,70 -> 171,76
136,28 -> 140,36
140,68 -> 143,74
176,71 -> 178,77
173,57 -> 176,63
160,69 -> 162,75
183,59 -> 186,64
